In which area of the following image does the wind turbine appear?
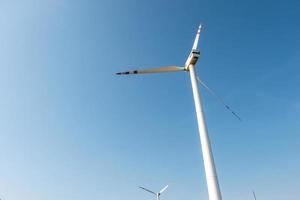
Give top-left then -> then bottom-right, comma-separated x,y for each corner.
252,190 -> 257,200
116,25 -> 222,200
139,185 -> 169,200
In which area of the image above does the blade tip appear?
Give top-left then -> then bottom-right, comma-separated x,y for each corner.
198,24 -> 203,32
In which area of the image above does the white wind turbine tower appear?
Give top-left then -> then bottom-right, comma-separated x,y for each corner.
116,25 -> 226,200
139,185 -> 169,200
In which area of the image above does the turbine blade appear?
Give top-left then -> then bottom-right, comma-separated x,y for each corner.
139,186 -> 156,195
252,190 -> 257,200
159,185 -> 168,194
192,24 -> 203,50
116,66 -> 185,75
196,76 -> 242,121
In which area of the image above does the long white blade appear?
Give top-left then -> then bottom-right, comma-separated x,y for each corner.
196,76 -> 242,121
192,24 -> 203,50
116,66 -> 185,75
139,186 -> 156,195
159,185 -> 168,194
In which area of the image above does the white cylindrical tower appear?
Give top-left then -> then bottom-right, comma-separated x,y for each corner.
189,64 -> 222,200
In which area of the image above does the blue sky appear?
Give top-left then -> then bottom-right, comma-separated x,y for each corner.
0,0 -> 300,200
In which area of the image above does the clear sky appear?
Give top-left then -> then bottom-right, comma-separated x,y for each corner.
0,0 -> 299,200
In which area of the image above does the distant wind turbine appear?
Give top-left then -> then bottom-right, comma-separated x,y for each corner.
116,24 -> 234,200
253,190 -> 257,200
139,185 -> 169,200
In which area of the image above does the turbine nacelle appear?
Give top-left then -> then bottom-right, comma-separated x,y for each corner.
185,49 -> 200,67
